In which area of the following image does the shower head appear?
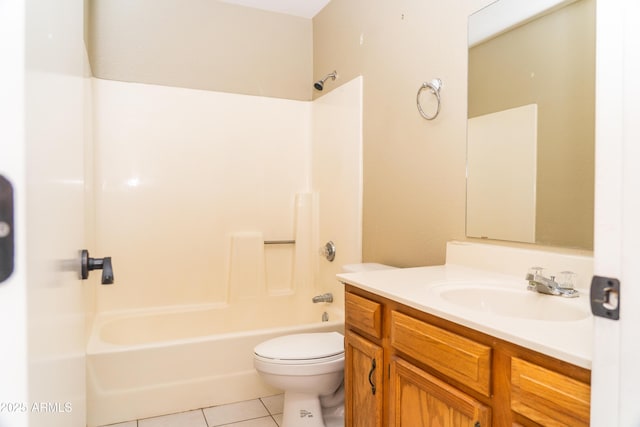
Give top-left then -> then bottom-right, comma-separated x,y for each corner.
313,71 -> 337,91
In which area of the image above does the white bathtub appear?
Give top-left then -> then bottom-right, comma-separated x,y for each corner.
86,300 -> 344,427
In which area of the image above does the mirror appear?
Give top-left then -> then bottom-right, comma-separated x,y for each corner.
466,0 -> 595,250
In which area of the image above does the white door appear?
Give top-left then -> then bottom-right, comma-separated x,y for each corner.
591,0 -> 640,425
0,1 -> 89,426
0,2 -> 29,425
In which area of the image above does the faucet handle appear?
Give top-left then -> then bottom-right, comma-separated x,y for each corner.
526,266 -> 545,279
556,271 -> 576,289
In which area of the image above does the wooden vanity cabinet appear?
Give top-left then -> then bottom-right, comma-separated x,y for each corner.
344,285 -> 591,427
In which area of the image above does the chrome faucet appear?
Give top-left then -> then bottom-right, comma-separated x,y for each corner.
525,267 -> 579,298
312,293 -> 334,303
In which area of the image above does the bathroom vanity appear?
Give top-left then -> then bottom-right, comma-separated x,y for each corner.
338,242 -> 593,427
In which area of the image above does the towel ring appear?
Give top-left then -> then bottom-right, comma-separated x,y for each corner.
416,78 -> 442,120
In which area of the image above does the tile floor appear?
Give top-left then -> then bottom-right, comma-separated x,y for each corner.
100,394 -> 284,427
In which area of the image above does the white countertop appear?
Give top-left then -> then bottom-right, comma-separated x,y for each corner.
337,263 -> 593,369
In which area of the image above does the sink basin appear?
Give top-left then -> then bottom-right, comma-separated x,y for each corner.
435,284 -> 590,321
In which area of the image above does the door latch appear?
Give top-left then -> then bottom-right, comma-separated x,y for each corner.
590,276 -> 620,320
0,175 -> 14,284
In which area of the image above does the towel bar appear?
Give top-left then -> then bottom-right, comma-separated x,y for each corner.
264,240 -> 295,245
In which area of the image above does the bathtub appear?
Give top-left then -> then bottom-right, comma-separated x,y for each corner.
86,299 -> 344,427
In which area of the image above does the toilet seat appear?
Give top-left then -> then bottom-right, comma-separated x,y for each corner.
253,332 -> 345,376
254,332 -> 344,363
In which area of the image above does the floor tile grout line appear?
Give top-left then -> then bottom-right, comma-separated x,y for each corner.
201,408 -> 210,427
258,398 -> 281,426
101,394 -> 286,427
264,397 -> 282,427
258,397 -> 270,415
212,415 -> 277,427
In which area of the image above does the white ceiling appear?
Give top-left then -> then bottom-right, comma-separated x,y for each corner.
219,0 -> 331,19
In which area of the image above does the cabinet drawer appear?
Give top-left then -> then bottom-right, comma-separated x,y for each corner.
511,357 -> 590,426
345,292 -> 382,339
390,310 -> 491,397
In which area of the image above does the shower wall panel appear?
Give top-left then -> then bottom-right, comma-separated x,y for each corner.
311,76 -> 364,307
92,78 -> 312,312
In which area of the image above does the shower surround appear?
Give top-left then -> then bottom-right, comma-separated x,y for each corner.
87,76 -> 362,425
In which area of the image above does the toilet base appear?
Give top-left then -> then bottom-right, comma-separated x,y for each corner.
282,391 -> 325,427
320,382 -> 344,427
322,408 -> 345,427
281,391 -> 344,427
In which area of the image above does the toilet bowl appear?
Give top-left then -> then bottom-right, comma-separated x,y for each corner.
253,332 -> 345,427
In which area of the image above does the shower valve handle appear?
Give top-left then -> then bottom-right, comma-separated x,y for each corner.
323,241 -> 336,262
80,249 -> 114,285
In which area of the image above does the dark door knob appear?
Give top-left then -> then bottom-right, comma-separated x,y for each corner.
81,249 -> 114,285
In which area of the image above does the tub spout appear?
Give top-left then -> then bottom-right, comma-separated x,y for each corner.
312,293 -> 333,303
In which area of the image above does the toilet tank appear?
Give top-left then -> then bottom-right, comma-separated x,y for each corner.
342,263 -> 396,273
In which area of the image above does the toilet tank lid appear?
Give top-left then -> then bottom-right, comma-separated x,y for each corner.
254,332 -> 344,361
342,263 -> 396,273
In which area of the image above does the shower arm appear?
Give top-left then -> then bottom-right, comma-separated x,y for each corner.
314,71 -> 338,91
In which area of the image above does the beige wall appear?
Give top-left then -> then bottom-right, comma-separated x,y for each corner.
469,0 -> 595,250
89,0 -> 313,100
314,0 -> 492,267
88,0 -> 592,268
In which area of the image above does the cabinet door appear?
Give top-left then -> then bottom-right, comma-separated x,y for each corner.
345,330 -> 384,427
390,358 -> 490,427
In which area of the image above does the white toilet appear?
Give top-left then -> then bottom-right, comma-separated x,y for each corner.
253,332 -> 345,427
253,263 -> 395,427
